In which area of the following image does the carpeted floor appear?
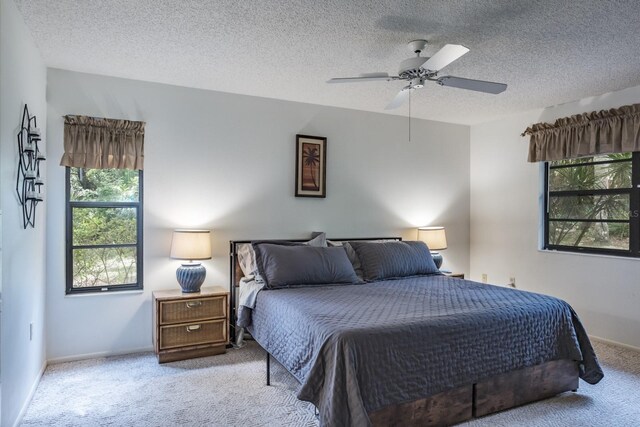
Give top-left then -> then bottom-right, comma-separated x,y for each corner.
21,340 -> 640,426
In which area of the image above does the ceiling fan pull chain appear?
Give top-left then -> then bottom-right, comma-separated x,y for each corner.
408,90 -> 412,143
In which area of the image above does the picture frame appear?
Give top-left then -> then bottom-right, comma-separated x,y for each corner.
295,134 -> 327,198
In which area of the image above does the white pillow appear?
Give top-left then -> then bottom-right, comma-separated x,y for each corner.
237,243 -> 260,279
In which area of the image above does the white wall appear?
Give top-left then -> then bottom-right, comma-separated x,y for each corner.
470,84 -> 640,349
46,69 -> 471,360
0,0 -> 48,425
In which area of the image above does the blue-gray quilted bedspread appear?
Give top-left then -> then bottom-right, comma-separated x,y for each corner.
247,275 -> 603,427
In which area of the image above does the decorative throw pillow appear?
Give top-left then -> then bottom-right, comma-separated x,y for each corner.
348,240 -> 438,281
253,244 -> 360,289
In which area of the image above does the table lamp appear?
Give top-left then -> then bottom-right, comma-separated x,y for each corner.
418,226 -> 447,269
170,229 -> 212,293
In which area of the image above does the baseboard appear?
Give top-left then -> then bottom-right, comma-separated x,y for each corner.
13,360 -> 47,427
48,346 -> 154,364
589,335 -> 640,353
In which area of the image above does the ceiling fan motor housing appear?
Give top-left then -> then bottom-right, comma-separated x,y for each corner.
399,39 -> 432,77
399,57 -> 430,75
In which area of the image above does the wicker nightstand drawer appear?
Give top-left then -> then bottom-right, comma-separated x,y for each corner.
159,319 -> 227,350
159,296 -> 226,325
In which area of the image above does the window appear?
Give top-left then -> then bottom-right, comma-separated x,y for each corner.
66,167 -> 143,294
544,153 -> 639,257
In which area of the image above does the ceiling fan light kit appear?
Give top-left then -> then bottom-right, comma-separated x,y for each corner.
328,39 -> 507,110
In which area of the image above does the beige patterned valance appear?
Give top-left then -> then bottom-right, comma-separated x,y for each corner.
61,115 -> 145,170
522,103 -> 640,162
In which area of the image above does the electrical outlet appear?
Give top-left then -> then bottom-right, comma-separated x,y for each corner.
30,322 -> 33,341
481,273 -> 488,283
509,277 -> 516,288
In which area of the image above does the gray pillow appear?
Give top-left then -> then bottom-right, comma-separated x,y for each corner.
348,240 -> 438,281
327,239 -> 396,280
236,233 -> 326,280
253,244 -> 360,289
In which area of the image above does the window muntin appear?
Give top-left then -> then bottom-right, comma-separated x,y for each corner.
545,153 -> 639,257
66,167 -> 143,293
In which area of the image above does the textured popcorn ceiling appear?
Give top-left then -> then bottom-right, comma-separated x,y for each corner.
14,0 -> 640,124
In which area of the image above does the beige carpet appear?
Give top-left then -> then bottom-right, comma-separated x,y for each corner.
21,340 -> 640,426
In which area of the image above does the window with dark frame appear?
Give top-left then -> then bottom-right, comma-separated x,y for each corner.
66,167 -> 143,294
544,152 -> 640,257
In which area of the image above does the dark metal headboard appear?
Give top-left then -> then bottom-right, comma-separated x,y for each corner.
228,236 -> 402,344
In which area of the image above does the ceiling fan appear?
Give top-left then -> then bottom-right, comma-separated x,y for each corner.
327,40 -> 507,110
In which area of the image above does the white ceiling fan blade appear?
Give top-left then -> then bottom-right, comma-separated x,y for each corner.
327,73 -> 395,83
437,76 -> 507,94
385,87 -> 412,110
360,72 -> 390,78
421,44 -> 469,71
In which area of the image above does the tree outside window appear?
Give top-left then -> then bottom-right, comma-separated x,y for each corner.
66,167 -> 143,293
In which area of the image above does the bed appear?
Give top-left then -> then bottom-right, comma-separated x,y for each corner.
228,237 -> 603,426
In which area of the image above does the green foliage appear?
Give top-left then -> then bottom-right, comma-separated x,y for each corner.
73,248 -> 137,287
70,168 -> 140,288
70,168 -> 139,201
549,195 -> 628,220
549,155 -> 632,191
73,207 -> 136,245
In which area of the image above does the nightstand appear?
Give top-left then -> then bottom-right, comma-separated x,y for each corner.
443,272 -> 465,279
152,286 -> 228,363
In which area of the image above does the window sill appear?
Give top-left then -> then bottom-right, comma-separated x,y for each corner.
65,290 -> 145,298
538,248 -> 640,262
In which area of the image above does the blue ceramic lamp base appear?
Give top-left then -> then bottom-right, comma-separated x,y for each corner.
176,262 -> 206,293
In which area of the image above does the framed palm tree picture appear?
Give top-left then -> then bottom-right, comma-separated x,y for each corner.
295,134 -> 327,198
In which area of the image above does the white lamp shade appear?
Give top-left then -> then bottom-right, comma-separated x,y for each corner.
418,226 -> 447,251
170,229 -> 212,260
